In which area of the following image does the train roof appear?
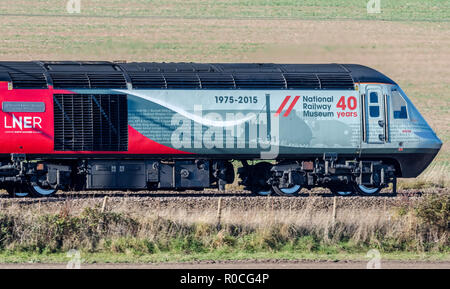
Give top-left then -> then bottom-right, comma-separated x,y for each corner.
0,61 -> 396,90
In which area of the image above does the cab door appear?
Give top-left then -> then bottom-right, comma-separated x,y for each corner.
364,85 -> 387,143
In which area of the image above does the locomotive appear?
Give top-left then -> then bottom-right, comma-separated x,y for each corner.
0,61 -> 442,197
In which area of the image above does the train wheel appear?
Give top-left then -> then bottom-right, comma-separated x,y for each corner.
330,184 -> 355,197
250,162 -> 273,196
354,184 -> 382,196
29,184 -> 57,197
273,184 -> 302,197
6,185 -> 31,198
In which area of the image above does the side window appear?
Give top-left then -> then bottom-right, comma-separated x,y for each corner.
369,106 -> 380,117
370,92 -> 378,103
391,89 -> 408,119
369,91 -> 380,117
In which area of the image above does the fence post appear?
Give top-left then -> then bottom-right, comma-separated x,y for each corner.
332,196 -> 337,225
216,197 -> 223,230
101,196 -> 108,213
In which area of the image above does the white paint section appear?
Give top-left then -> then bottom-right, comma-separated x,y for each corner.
116,90 -> 256,127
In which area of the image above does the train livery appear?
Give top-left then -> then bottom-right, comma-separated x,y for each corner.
0,61 -> 442,197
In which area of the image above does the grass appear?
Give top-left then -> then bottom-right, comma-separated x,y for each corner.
0,1 -> 449,22
0,193 -> 448,263
0,250 -> 448,264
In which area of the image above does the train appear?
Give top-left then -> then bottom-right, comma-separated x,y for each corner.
0,61 -> 442,197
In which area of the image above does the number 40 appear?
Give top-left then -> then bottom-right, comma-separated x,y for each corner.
337,96 -> 357,110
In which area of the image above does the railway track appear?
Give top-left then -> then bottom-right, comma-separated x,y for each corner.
0,188 -> 445,210
0,188 -> 428,200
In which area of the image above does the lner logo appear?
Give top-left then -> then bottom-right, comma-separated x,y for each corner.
4,114 -> 43,130
274,95 -> 300,117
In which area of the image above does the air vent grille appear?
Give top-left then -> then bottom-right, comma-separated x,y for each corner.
234,74 -> 286,89
284,74 -> 320,89
165,74 -> 200,89
88,73 -> 127,89
198,73 -> 235,89
317,73 -> 354,89
51,73 -> 127,89
9,72 -> 48,89
128,73 -> 166,89
50,73 -> 90,88
53,94 -> 128,151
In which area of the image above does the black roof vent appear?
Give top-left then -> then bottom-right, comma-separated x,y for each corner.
9,72 -> 48,89
281,64 -> 348,73
234,73 -> 286,89
165,74 -> 200,89
118,62 -> 217,73
50,73 -> 90,89
217,63 -> 281,73
0,62 -> 44,73
0,61 -> 401,90
198,73 -> 235,89
317,73 -> 354,89
0,62 -> 47,89
87,73 -> 127,89
128,73 -> 166,89
45,63 -> 118,72
284,73 -> 320,89
51,73 -> 127,89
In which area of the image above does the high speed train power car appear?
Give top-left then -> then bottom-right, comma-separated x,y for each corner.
0,61 -> 442,197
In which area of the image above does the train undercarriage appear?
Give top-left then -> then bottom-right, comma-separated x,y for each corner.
0,153 -> 398,198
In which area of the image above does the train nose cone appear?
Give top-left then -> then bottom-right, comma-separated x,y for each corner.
437,134 -> 443,146
415,130 -> 442,150
433,132 -> 443,150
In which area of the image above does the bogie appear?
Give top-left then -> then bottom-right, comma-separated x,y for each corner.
238,161 -> 274,196
0,154 -> 398,198
6,184 -> 31,198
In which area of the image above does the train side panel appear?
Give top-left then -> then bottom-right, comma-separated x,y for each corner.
123,89 -> 361,156
0,86 -> 362,157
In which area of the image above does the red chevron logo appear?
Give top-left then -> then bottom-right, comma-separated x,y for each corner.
275,95 -> 300,117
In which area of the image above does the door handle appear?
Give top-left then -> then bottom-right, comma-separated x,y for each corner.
378,134 -> 385,141
378,120 -> 384,127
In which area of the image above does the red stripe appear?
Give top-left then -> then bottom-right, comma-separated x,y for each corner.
275,95 -> 291,116
283,95 -> 300,117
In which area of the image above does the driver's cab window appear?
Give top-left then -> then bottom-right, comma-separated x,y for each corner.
391,88 -> 408,119
369,92 -> 380,117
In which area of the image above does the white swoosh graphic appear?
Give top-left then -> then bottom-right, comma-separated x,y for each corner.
116,90 -> 256,127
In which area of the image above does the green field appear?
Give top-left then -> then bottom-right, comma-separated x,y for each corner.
1,0 -> 449,21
